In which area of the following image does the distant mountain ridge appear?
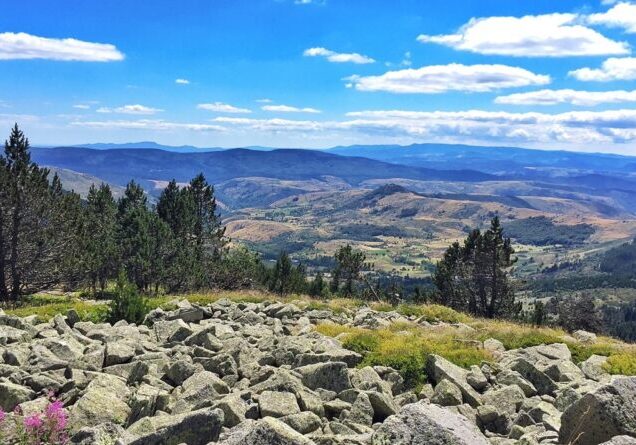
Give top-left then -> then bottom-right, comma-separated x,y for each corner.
32,147 -> 495,196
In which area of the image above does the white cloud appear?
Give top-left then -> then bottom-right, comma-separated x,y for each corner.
256,98 -> 273,103
0,32 -> 124,61
303,47 -> 375,64
211,108 -> 636,146
418,13 -> 629,57
71,119 -> 225,132
96,104 -> 163,115
175,78 -> 190,84
197,102 -> 251,113
73,104 -> 90,110
495,88 -> 636,106
588,2 -> 636,33
262,104 -> 321,113
348,63 -> 550,94
569,57 -> 636,81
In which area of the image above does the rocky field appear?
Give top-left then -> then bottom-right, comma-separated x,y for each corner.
1,299 -> 635,445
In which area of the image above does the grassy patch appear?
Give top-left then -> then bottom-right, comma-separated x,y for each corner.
6,300 -> 109,323
317,322 -> 491,388
603,352 -> 636,375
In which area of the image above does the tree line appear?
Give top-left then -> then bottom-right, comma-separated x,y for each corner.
0,125 -> 397,304
0,125 -> 608,333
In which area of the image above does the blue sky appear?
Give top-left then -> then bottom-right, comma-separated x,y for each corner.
2,0 -> 636,153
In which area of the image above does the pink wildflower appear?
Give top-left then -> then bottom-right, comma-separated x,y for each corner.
0,408 -> 6,423
23,413 -> 44,430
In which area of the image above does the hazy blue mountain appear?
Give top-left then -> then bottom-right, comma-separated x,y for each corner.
32,147 -> 495,193
72,141 -> 223,153
328,143 -> 636,175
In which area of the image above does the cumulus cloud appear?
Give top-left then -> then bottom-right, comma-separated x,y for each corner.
495,88 -> 636,106
347,63 -> 550,94
262,104 -> 321,113
210,108 -> 636,146
303,47 -> 375,64
0,32 -> 124,61
96,104 -> 163,115
197,102 -> 251,113
72,104 -> 90,110
175,78 -> 190,84
588,2 -> 636,33
418,13 -> 629,57
569,57 -> 636,81
71,119 -> 225,132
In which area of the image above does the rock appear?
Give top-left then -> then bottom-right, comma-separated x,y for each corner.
484,338 -> 506,355
153,319 -> 193,343
0,380 -> 35,410
280,411 -> 323,434
70,374 -> 132,432
573,330 -> 597,343
497,370 -> 537,397
599,437 -> 636,445
165,360 -> 199,386
70,422 -> 126,445
345,392 -> 374,426
104,341 -> 136,367
477,404 -> 510,435
580,354 -> 610,381
214,393 -> 250,427
544,360 -> 586,383
366,390 -> 398,421
371,401 -> 489,445
431,379 -> 463,406
125,407 -> 224,445
296,361 -> 352,393
509,358 -> 558,396
258,390 -> 300,418
466,365 -> 489,391
426,354 -> 482,407
220,417 -> 316,445
172,371 -> 229,414
482,385 -> 525,416
559,377 -> 636,445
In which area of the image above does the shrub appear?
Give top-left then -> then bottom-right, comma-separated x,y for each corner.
343,331 -> 381,354
603,353 -> 636,375
108,271 -> 150,324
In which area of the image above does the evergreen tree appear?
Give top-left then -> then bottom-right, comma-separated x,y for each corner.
558,293 -> 604,333
269,251 -> 294,296
186,173 -> 226,287
0,125 -> 76,301
433,217 -> 518,318
116,181 -> 171,291
309,272 -> 326,298
532,301 -> 546,326
156,180 -> 196,291
333,244 -> 367,297
83,184 -> 118,293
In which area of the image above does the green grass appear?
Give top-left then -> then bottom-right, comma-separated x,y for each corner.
603,353 -> 636,375
6,299 -> 109,323
6,291 -> 636,378
316,322 -> 491,388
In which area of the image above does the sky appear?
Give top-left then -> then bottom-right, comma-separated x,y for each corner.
2,0 -> 636,154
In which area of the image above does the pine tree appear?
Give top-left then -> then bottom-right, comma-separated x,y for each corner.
269,251 -> 293,296
0,125 -> 76,301
186,173 -> 226,287
309,272 -> 326,298
433,217 -> 518,318
156,179 -> 196,291
116,181 -> 171,291
83,184 -> 118,293
333,244 -> 367,297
